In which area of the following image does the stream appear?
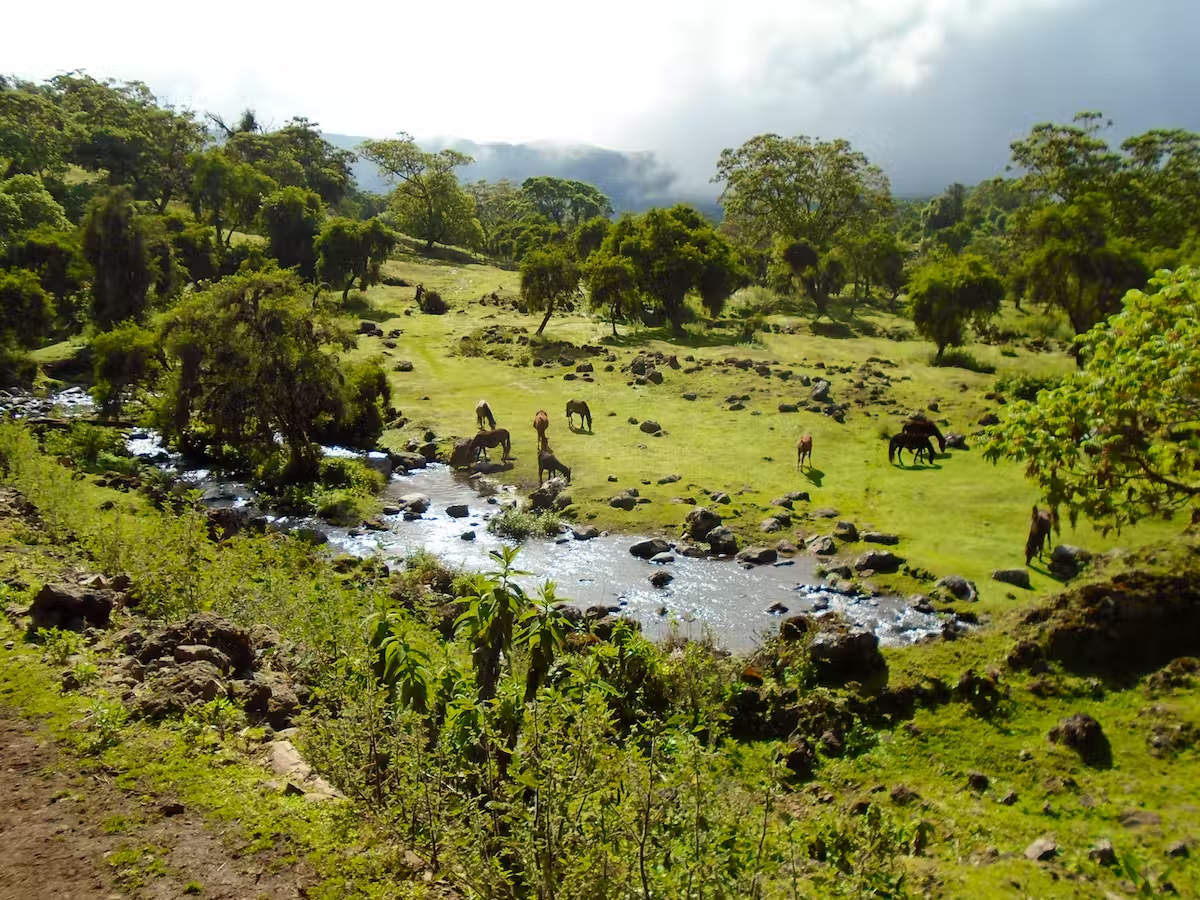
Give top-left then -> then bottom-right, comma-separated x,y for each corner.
7,390 -> 944,653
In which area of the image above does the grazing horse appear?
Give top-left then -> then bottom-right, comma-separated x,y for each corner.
533,409 -> 550,451
476,400 -> 496,432
902,417 -> 946,453
472,428 -> 511,462
1025,505 -> 1059,566
538,448 -> 571,484
565,399 -> 593,432
888,433 -> 936,466
796,434 -> 813,470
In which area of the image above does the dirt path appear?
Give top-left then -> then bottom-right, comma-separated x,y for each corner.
0,711 -> 313,900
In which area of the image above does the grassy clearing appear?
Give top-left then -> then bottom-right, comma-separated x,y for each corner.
340,251 -> 1178,612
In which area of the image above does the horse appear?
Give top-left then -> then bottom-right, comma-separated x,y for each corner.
796,434 -> 813,470
566,399 -> 592,432
472,428 -> 511,462
902,417 -> 946,453
538,448 -> 571,484
476,400 -> 496,432
533,409 -> 550,451
888,433 -> 936,466
1025,505 -> 1059,565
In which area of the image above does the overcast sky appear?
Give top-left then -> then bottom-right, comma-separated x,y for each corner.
7,0 -> 1199,194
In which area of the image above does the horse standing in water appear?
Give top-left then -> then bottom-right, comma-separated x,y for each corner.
888,433 -> 936,466
476,400 -> 496,432
796,434 -> 813,470
1025,505 -> 1059,565
472,428 -> 511,462
902,417 -> 946,453
566,399 -> 593,432
533,410 -> 550,451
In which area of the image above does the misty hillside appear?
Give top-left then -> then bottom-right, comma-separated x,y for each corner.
324,134 -> 722,218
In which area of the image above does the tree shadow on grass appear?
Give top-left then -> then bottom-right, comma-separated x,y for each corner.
342,295 -> 394,323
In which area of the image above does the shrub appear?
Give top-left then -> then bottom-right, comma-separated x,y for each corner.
928,348 -> 996,374
994,372 -> 1062,402
487,507 -> 560,540
319,456 -> 385,494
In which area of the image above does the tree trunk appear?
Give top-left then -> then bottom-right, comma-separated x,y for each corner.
535,299 -> 556,336
343,277 -> 355,302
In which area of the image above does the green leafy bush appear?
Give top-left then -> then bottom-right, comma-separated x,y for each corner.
486,507 -> 560,540
994,372 -> 1062,401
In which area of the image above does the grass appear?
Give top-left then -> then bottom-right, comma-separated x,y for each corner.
338,250 -> 1178,612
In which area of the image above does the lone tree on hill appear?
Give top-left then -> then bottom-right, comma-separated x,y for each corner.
985,266 -> 1200,533
520,248 -> 581,336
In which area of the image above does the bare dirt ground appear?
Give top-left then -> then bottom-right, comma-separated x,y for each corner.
0,711 -> 314,900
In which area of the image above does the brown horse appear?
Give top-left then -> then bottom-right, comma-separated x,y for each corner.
566,399 -> 592,432
902,417 -> 946,453
476,399 -> 496,432
533,409 -> 550,451
796,434 -> 813,470
1025,505 -> 1059,565
888,433 -> 936,466
472,428 -> 511,462
538,448 -> 571,484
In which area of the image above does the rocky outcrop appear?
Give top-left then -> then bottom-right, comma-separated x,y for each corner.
28,583 -> 116,633
529,477 -> 568,511
684,507 -> 722,540
706,526 -> 738,556
1048,712 -> 1110,766
854,550 -> 903,574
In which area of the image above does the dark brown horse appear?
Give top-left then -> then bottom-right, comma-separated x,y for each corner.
566,399 -> 592,432
472,428 -> 511,462
1025,505 -> 1059,565
902,417 -> 946,453
476,399 -> 496,431
538,448 -> 571,484
796,434 -> 813,470
888,433 -> 936,466
533,409 -> 549,451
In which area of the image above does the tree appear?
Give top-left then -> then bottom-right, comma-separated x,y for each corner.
0,80 -> 70,178
389,172 -> 481,251
220,117 -> 356,207
357,134 -> 476,251
81,188 -> 158,328
583,252 -> 637,336
907,253 -> 1004,359
520,248 -> 581,336
315,217 -> 397,300
776,238 -> 846,317
1114,128 -> 1200,248
465,179 -> 523,252
573,215 -> 610,261
984,267 -> 1200,532
3,227 -> 90,326
520,176 -> 613,229
188,148 -> 278,247
261,186 -> 324,279
0,268 -> 53,347
1008,112 -> 1121,205
90,320 -> 161,416
0,175 -> 70,237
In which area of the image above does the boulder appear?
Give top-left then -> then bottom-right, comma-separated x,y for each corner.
576,361 -> 594,373
397,493 -> 431,514
1089,839 -> 1117,866
395,360 -> 414,372
781,736 -> 816,780
1049,544 -> 1093,579
682,392 -> 698,401
141,612 -> 256,672
132,661 -> 225,719
684,507 -> 723,540
778,403 -> 799,413
592,615 -> 642,641
389,451 -> 428,471
647,370 -> 664,385
760,517 -> 783,533
630,538 -> 671,560
967,771 -> 989,792
571,524 -> 600,541
529,477 -> 568,511
810,380 -> 831,402
28,583 -> 114,633
862,532 -> 900,545
811,507 -> 839,518
418,441 -> 439,461
992,568 -> 1032,589
736,545 -> 778,566
710,491 -> 731,505
448,438 -> 475,470
706,526 -> 738,555
1025,838 -> 1058,862
936,575 -> 978,603
854,550 -> 903,574
1048,712 -> 1109,765
650,552 -> 675,565
676,542 -> 706,558
639,420 -> 662,435
609,491 -> 638,511
807,621 -> 886,684
173,644 -> 232,673
945,432 -> 968,450
446,504 -> 470,518
785,491 -> 810,503
977,413 -> 1000,426
833,521 -> 859,541
776,540 -> 798,555
650,571 -> 673,588
808,536 -> 837,556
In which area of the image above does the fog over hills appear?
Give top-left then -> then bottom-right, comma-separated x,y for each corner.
324,134 -> 726,217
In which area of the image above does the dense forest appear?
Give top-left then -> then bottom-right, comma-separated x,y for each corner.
1,71 -> 1200,899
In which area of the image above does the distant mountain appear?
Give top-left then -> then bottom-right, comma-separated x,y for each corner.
324,134 -> 721,220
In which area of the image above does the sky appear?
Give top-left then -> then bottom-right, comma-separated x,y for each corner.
7,0 -> 1200,195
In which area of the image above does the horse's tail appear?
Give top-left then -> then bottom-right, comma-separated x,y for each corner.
888,436 -> 897,464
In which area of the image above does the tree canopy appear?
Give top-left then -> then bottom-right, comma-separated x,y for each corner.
519,248 -> 581,336
985,267 -> 1200,532
907,253 -> 1004,358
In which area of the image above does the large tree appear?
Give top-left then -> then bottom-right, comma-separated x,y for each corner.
3,227 -> 90,326
315,217 -> 397,301
520,176 -> 613,229
583,251 -> 637,336
81,188 -> 159,328
464,179 -> 524,253
519,248 -> 581,336
188,148 -> 278,246
221,116 -> 356,207
357,134 -> 477,251
907,253 -> 1004,359
0,175 -> 70,238
985,266 -> 1200,532
261,186 -> 325,279
0,268 -> 53,348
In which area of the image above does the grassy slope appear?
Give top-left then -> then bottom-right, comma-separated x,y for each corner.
344,252 -> 1177,612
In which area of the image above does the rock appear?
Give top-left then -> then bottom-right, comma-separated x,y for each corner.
132,661 -> 225,719
810,380 -> 831,401
890,785 -> 919,805
767,602 -> 788,615
607,474 -> 618,482
650,552 -> 675,565
418,441 -> 438,461
1049,544 -> 1093,578
811,507 -> 839,518
159,801 -> 185,817
808,622 -> 885,684
389,451 -> 428,472
647,370 -> 664,385
760,517 -> 782,533
571,524 -> 600,541
710,491 -> 731,505
736,545 -> 778,566
460,531 -> 476,541
936,575 -> 978,603
395,360 -> 414,372
397,493 -> 431,514
778,403 -> 799,413
144,612 -> 256,672
576,361 -> 593,373
676,542 -> 706,558
609,493 -> 637,511
1048,713 -> 1109,764
1000,790 -> 1018,806
592,615 -> 641,641
529,477 -> 568,511
909,595 -> 935,614
776,540 -> 798,555
639,420 -> 662,435
1166,840 -> 1190,858
854,551 -> 903,574
992,568 -> 1032,589
808,536 -> 837,556
28,583 -> 114,633
682,392 -> 697,401
833,521 -> 859,541
862,532 -> 900,545
444,503 -> 470,519
1089,839 -> 1117,866
1024,838 -> 1058,862
781,736 -> 816,780
684,507 -> 723,540
779,615 -> 814,641
967,771 -> 990,792
173,644 -> 232,673
649,571 -> 673,588
945,432 -> 968,450
630,538 -> 671,560
1119,810 -> 1162,828
706,526 -> 738,555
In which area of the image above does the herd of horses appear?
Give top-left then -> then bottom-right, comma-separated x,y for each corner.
464,399 -> 590,484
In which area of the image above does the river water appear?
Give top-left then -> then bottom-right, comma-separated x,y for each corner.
7,391 -> 943,653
